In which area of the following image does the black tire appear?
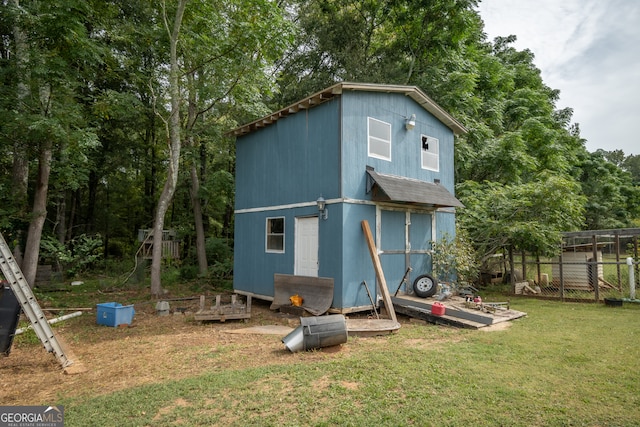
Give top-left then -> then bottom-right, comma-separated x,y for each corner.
412,274 -> 438,298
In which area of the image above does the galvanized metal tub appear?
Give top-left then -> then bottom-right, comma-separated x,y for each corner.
282,314 -> 348,352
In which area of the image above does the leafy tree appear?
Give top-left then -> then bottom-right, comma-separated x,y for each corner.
145,0 -> 293,295
147,0 -> 189,297
0,0 -> 102,285
457,174 -> 586,262
576,151 -> 640,229
274,0 -> 591,266
40,233 -> 103,277
622,154 -> 640,184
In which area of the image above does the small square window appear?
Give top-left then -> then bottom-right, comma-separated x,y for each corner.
421,135 -> 439,171
368,117 -> 391,161
266,217 -> 285,253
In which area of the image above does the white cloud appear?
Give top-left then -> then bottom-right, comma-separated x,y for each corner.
478,0 -> 640,155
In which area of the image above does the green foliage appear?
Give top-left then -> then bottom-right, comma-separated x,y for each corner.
39,234 -> 103,277
275,0 -> 627,261
205,237 -> 234,280
179,264 -> 200,281
431,227 -> 478,284
457,174 -> 586,260
622,154 -> 640,184
576,151 -> 640,229
1,0 -> 638,286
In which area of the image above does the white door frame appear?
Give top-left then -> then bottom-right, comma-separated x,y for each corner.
294,216 -> 319,277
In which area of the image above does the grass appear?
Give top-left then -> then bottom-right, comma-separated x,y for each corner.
56,297 -> 640,427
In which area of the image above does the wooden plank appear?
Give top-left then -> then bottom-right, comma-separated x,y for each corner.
194,294 -> 251,322
391,303 -> 483,330
391,296 -> 494,325
361,220 -> 397,323
346,318 -> 401,337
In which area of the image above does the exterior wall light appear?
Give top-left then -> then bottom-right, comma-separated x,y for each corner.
316,196 -> 328,220
405,114 -> 416,130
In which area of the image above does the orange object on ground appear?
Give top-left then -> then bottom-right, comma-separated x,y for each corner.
289,295 -> 303,306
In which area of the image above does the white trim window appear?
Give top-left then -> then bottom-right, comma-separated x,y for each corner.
421,135 -> 439,171
266,217 -> 285,253
368,117 -> 392,161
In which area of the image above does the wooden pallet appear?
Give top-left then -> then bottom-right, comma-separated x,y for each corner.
194,294 -> 251,322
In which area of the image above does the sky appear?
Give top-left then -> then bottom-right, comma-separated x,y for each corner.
477,0 -> 640,156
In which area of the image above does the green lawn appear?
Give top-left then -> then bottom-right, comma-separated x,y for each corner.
59,297 -> 640,427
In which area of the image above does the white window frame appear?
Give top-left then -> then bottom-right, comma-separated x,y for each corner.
265,217 -> 285,253
421,134 -> 439,172
368,117 -> 392,161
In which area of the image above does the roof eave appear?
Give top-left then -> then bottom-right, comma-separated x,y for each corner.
229,82 -> 467,137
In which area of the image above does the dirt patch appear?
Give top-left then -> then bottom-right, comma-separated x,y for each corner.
0,299 -> 297,405
480,322 -> 512,332
0,295 -> 482,405
1,297 -> 406,405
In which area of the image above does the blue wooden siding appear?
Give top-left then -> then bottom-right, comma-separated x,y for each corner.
340,91 -> 456,200
435,210 -> 456,240
234,206 -> 328,298
380,209 -> 407,294
235,99 -> 342,210
234,87 -> 459,310
409,212 -> 433,279
339,203 -> 377,309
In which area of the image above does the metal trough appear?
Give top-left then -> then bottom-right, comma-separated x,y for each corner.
282,314 -> 348,352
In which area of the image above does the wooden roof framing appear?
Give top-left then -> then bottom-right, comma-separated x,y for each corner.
230,82 -> 467,137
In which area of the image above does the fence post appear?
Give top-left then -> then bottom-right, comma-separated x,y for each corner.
592,235 -> 599,302
615,234 -> 622,291
559,250 -> 565,301
509,247 -> 515,292
628,257 -> 636,300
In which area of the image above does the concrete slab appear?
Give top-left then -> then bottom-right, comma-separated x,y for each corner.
224,325 -> 294,335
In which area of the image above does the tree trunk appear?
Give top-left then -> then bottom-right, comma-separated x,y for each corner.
150,0 -> 188,297
22,141 -> 53,287
190,162 -> 208,275
56,191 -> 67,244
185,71 -> 208,276
11,0 -> 30,265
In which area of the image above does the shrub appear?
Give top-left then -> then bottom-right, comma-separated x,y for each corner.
39,234 -> 103,277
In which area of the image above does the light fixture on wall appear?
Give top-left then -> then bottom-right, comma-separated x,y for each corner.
316,196 -> 328,220
405,114 -> 416,130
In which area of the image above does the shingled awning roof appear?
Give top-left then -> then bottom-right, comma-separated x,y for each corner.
366,169 -> 464,208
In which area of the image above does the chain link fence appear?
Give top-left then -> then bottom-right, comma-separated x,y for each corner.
481,229 -> 640,302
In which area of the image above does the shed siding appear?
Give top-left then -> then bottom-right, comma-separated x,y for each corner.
234,86 -> 460,311
340,203 -> 378,309
234,206 -> 328,298
340,91 -> 456,200
435,210 -> 456,240
235,99 -> 342,210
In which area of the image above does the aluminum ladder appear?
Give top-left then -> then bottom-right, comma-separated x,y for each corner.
0,232 -> 72,368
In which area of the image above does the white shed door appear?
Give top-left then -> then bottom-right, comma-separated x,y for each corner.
295,217 -> 319,277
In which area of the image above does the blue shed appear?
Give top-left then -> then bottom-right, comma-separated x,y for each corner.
231,82 -> 466,313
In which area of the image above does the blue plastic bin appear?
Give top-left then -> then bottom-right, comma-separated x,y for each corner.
96,302 -> 135,327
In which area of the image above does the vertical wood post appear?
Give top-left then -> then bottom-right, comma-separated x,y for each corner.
361,220 -> 397,323
592,234 -> 599,302
509,246 -> 515,292
559,249 -> 565,301
634,236 -> 639,290
615,233 -> 621,291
